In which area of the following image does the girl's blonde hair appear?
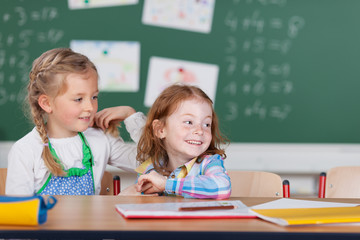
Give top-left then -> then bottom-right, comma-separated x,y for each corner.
27,48 -> 117,176
136,84 -> 228,174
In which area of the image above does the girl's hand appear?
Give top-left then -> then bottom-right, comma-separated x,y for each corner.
118,184 -> 141,196
119,184 -> 159,196
136,171 -> 167,194
92,106 -> 136,131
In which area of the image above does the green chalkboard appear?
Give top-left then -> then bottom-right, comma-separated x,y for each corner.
2,0 -> 360,143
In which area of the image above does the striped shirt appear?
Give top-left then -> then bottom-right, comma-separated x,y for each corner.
135,154 -> 231,199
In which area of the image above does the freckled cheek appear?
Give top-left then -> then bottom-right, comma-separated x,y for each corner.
205,132 -> 212,141
178,127 -> 191,137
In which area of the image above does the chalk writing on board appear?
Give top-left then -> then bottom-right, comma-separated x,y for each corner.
0,5 -> 64,106
222,0 -> 304,121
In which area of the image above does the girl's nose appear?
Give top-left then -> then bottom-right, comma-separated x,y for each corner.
193,124 -> 204,135
84,99 -> 94,112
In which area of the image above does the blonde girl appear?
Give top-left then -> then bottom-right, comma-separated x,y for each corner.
6,48 -> 145,195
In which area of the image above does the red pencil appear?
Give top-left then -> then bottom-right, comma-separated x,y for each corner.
178,205 -> 236,211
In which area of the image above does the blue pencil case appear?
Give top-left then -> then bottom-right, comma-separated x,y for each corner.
0,195 -> 57,226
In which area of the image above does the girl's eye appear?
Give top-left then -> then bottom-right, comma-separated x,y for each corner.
184,121 -> 192,125
75,98 -> 82,102
92,95 -> 98,100
204,123 -> 211,128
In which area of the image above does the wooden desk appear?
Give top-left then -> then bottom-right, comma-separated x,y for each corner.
1,196 -> 360,239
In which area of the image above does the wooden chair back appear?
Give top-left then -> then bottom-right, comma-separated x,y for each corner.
325,166 -> 360,198
228,170 -> 284,197
0,168 -> 6,195
100,171 -> 114,195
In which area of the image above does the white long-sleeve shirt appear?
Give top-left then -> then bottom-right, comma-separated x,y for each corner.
6,112 -> 146,196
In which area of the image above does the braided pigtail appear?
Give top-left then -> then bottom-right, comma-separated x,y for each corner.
33,107 -> 65,176
27,61 -> 65,176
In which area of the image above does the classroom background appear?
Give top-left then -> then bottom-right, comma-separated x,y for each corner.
2,0 -> 360,197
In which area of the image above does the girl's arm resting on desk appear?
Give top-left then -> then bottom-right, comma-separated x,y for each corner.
118,184 -> 141,195
119,184 -> 159,196
136,171 -> 167,194
164,155 -> 231,199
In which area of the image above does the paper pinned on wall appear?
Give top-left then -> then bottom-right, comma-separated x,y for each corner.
144,56 -> 219,107
68,0 -> 138,10
142,0 -> 215,33
70,40 -> 140,92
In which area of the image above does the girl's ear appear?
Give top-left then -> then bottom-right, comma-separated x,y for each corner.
38,94 -> 52,113
152,119 -> 166,139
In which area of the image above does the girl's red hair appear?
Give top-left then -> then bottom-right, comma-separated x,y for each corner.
136,84 -> 228,174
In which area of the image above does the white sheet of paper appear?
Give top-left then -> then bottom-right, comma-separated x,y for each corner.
142,0 -> 215,33
144,56 -> 219,107
70,40 -> 140,92
250,198 -> 360,226
68,0 -> 138,9
251,198 -> 359,210
115,200 -> 255,218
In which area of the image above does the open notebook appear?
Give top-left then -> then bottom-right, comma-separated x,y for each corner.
251,198 -> 360,226
115,200 -> 256,219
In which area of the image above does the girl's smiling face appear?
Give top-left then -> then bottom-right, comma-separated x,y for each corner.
156,97 -> 213,169
46,69 -> 99,138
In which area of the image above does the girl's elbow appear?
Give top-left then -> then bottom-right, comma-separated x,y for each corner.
224,190 -> 232,199
216,188 -> 232,200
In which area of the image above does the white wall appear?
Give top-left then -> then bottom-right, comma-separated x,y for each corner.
0,142 -> 14,168
2,142 -> 360,196
224,143 -> 360,173
223,143 -> 360,196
